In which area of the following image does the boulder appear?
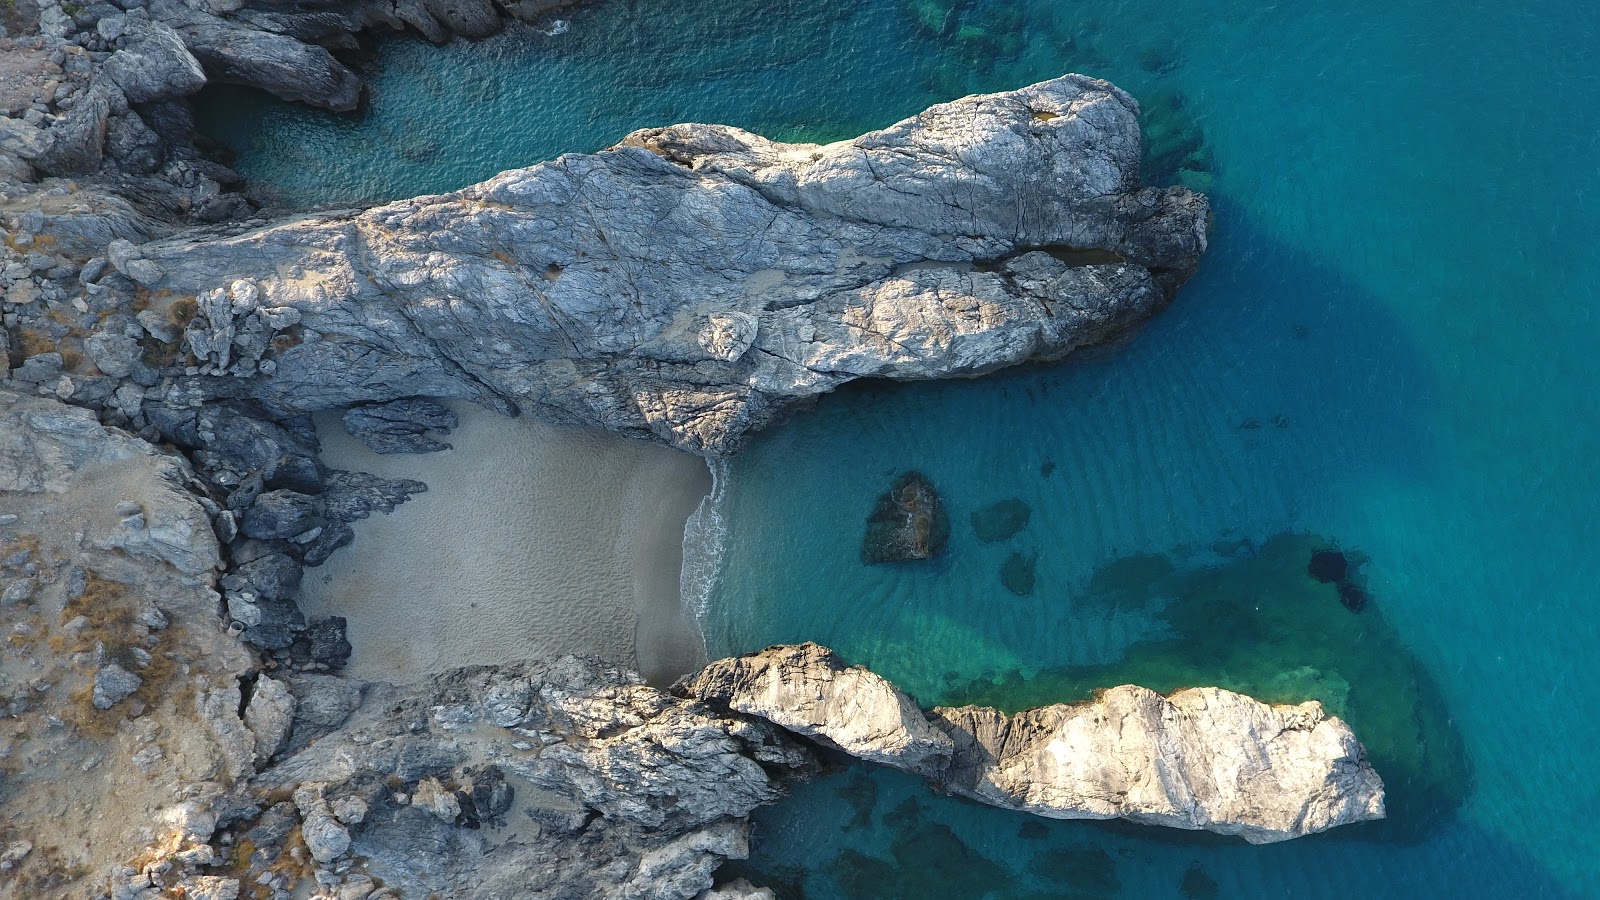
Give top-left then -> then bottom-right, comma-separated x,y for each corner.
862,471 -> 949,563
102,19 -> 207,103
680,642 -> 954,770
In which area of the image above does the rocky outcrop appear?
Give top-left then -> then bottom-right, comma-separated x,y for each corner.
200,658 -> 814,900
100,75 -> 1207,455
932,687 -> 1387,844
680,643 -> 954,770
681,643 -> 1386,843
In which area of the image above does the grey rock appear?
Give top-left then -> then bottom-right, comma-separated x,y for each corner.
244,658 -> 814,899
0,117 -> 52,160
156,1 -> 362,111
102,19 -> 206,103
281,673 -> 362,752
104,110 -> 165,174
293,785 -> 352,862
681,643 -> 953,771
85,329 -> 141,377
682,644 -> 1386,843
117,75 -> 1207,456
342,398 -> 457,454
32,78 -> 117,176
422,0 -> 500,38
320,470 -> 427,523
238,488 -> 323,540
2,579 -> 37,605
243,674 -> 295,762
696,879 -> 776,900
92,662 -> 143,708
12,352 -> 64,384
930,688 -> 1387,843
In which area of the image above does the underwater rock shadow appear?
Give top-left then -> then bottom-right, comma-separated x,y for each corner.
816,193 -> 1439,500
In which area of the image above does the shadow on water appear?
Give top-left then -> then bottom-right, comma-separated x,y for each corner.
723,764 -> 1582,900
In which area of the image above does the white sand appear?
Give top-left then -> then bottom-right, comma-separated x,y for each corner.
297,403 -> 712,686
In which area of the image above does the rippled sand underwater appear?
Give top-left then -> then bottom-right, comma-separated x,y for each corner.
198,0 -> 1600,895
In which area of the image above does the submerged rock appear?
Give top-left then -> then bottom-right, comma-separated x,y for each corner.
971,497 -> 1032,543
107,75 -> 1208,455
1307,548 -> 1349,583
862,471 -> 950,563
999,550 -> 1038,596
682,643 -> 1385,843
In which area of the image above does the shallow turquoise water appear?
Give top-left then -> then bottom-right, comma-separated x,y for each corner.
198,0 -> 1600,896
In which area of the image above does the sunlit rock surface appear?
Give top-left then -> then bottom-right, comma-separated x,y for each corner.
110,75 -> 1208,455
683,643 -> 1385,843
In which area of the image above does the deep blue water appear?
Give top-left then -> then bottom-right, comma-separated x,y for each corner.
197,0 -> 1600,896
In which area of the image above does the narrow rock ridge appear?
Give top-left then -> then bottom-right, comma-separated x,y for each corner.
99,74 -> 1207,455
680,642 -> 1387,843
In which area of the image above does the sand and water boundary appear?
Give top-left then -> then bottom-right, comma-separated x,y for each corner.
297,403 -> 713,686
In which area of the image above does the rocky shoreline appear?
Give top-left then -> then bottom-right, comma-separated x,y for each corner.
0,6 -> 1386,896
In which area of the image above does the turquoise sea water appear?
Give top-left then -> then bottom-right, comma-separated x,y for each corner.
196,1 -> 1600,896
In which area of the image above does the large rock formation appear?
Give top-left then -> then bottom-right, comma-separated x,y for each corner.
101,74 -> 1207,455
681,643 -> 1387,843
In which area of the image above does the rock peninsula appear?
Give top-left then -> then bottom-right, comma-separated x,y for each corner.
93,74 -> 1207,455
682,643 -> 1387,844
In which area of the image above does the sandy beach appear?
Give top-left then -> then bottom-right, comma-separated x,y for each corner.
297,403 -> 712,685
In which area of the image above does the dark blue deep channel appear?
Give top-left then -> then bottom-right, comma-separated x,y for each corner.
197,0 -> 1600,896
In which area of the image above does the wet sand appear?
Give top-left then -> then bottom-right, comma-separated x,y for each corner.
297,403 -> 711,686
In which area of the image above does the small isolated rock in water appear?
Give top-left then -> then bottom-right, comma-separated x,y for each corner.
92,663 -> 143,709
342,398 -> 458,454
971,497 -> 1032,543
1307,547 -> 1369,613
862,472 -> 949,563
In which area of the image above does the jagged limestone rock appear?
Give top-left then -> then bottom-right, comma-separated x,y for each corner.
680,643 -> 954,770
682,643 -> 1385,843
114,75 -> 1208,455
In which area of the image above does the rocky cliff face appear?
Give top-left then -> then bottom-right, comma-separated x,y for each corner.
94,74 -> 1207,455
682,643 -> 1386,844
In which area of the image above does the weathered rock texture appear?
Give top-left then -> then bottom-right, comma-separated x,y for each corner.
680,643 -> 953,770
0,390 -> 256,897
106,75 -> 1207,455
229,658 -> 814,900
682,643 -> 1386,843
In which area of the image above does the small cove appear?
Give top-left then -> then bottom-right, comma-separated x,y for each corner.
197,0 -> 1600,896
